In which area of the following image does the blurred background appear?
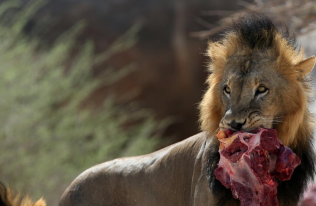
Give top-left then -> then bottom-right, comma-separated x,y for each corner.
0,0 -> 315,205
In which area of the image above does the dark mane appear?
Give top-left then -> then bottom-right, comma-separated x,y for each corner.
228,13 -> 298,51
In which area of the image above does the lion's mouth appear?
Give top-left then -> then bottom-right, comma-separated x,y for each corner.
220,118 -> 275,132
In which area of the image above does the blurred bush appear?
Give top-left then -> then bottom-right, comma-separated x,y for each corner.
0,1 -> 164,205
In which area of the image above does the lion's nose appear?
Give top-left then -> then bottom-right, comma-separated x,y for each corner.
229,119 -> 246,131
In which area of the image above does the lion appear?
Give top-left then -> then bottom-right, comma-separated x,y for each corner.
59,14 -> 316,206
0,182 -> 46,206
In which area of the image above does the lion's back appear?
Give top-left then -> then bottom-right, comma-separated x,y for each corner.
59,132 -> 209,206
59,156 -> 160,206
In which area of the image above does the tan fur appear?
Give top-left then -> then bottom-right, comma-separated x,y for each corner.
199,29 -> 315,147
0,183 -> 46,206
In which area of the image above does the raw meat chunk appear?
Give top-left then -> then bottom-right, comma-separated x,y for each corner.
215,128 -> 301,206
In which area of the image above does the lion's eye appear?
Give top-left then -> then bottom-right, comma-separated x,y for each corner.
224,86 -> 231,95
256,86 -> 268,96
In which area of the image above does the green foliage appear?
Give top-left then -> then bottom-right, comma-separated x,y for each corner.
0,1 -> 163,205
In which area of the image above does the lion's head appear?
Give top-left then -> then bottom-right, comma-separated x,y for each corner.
199,14 -> 315,147
202,14 -> 316,205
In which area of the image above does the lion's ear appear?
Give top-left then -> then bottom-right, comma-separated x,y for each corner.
296,55 -> 315,75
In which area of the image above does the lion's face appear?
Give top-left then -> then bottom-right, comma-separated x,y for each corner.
219,54 -> 286,132
199,25 -> 315,146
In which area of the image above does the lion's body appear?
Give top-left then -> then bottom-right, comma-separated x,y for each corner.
59,132 -> 217,206
59,14 -> 316,206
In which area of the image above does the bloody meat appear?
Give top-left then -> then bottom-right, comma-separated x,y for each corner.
215,128 -> 301,206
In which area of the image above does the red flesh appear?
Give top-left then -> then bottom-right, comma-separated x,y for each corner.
215,128 -> 301,206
